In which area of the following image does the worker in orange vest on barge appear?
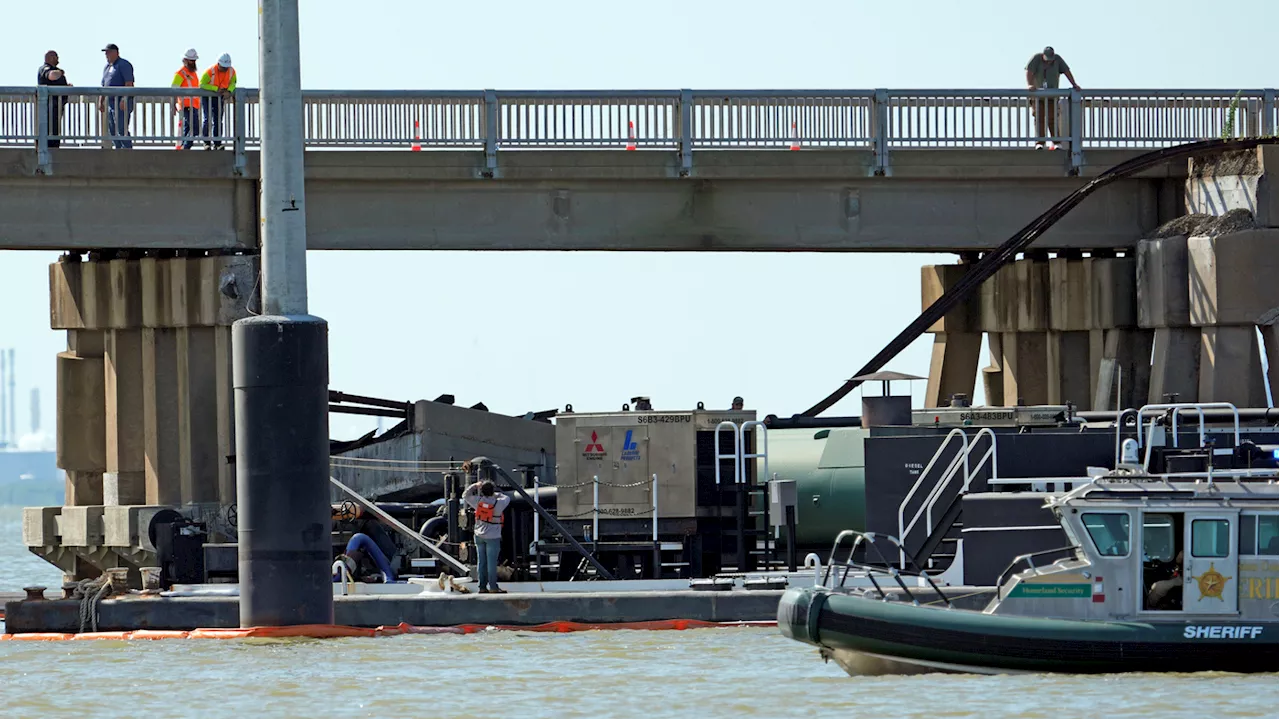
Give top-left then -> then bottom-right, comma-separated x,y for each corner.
171,48 -> 202,150
463,467 -> 511,594
200,53 -> 237,149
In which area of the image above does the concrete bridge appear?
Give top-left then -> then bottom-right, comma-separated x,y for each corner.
2,87 -> 1275,252
5,86 -> 1277,584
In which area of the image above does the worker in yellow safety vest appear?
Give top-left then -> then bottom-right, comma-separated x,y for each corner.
171,48 -> 202,150
200,54 -> 237,150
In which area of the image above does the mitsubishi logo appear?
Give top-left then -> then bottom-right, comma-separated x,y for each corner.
583,431 -> 606,458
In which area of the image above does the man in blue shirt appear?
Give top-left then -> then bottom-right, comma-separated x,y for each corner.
100,43 -> 135,149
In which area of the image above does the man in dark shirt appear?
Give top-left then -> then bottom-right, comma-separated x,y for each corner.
100,43 -> 136,149
36,51 -> 70,148
1024,47 -> 1081,149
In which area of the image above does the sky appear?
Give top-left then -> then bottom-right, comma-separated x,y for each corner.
1,0 -> 1278,444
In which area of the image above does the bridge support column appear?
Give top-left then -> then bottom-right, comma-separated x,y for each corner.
981,334 -> 1004,407
1046,257 -> 1094,408
142,327 -> 182,505
1000,331 -> 1049,406
1093,329 -> 1153,410
1197,327 -> 1267,407
237,0 -> 334,628
1188,230 -> 1277,407
920,264 -> 980,406
42,253 -> 255,580
984,258 -> 1051,406
177,326 -> 220,505
104,257 -> 147,505
925,254 -> 1150,410
56,335 -> 106,506
1149,149 -> 1280,408
1139,234 -> 1195,403
51,261 -> 107,507
1264,323 -> 1279,404
1046,331 -> 1091,406
924,334 -> 981,407
104,327 -> 146,505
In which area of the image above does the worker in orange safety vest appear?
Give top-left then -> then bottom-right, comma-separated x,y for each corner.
199,53 -> 237,149
463,475 -> 510,594
171,48 -> 202,149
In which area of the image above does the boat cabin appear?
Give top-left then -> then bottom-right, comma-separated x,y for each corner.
990,473 -> 1279,623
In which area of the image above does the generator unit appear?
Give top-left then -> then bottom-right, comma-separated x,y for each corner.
551,404 -> 767,578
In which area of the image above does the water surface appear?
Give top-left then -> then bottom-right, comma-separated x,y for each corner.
2,506 -> 1275,719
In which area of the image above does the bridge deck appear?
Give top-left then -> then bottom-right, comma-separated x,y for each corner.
0,147 -> 1181,252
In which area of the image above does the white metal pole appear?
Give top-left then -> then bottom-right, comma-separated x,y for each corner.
651,473 -> 658,543
532,474 -> 541,577
592,475 -> 599,546
259,0 -> 308,315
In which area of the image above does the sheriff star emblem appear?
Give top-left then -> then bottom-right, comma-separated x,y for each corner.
1191,562 -> 1232,601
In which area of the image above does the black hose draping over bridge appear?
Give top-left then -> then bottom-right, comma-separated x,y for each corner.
801,137 -> 1278,418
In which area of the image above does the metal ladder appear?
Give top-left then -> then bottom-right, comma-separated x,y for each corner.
715,420 -> 771,572
896,427 -> 998,569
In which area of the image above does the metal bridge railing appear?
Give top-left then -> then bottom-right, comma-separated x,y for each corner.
2,86 -> 1275,175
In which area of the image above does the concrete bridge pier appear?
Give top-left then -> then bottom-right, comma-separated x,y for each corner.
923,145 -> 1278,412
1188,231 -> 1275,405
1144,146 -> 1278,406
925,253 -> 1144,410
30,253 -> 256,583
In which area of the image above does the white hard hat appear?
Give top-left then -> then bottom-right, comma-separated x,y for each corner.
218,53 -> 232,68
183,48 -> 198,61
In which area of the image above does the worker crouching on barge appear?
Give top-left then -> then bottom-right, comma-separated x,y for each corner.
464,478 -> 511,594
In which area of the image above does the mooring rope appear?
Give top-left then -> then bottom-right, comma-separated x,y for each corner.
73,576 -> 113,633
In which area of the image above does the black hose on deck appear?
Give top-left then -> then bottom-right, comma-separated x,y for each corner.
801,137 -> 1278,418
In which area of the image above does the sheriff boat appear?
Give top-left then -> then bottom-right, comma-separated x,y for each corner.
778,439 -> 1279,675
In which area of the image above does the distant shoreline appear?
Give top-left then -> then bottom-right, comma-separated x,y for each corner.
0,480 -> 64,507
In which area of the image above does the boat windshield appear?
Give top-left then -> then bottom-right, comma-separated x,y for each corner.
1082,512 -> 1131,557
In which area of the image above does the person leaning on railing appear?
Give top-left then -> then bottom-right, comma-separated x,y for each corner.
100,43 -> 135,149
200,54 -> 237,150
36,50 -> 71,148
1024,46 -> 1081,150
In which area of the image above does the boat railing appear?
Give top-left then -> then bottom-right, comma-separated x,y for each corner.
824,530 -> 952,608
1113,408 -> 1140,467
1135,402 -> 1241,470
986,476 -> 1095,491
994,545 -> 1081,600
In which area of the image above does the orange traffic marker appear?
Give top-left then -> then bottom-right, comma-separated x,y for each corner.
789,121 -> 801,151
626,121 -> 637,151
411,120 -> 422,152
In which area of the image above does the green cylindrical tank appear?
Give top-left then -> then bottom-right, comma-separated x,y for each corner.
765,426 -> 868,546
